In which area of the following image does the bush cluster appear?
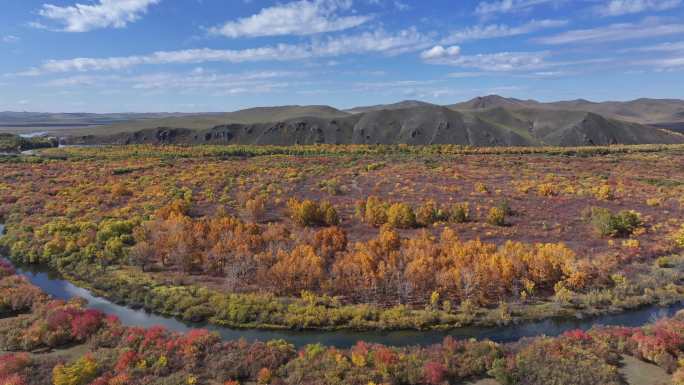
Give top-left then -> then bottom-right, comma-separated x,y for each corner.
674,224 -> 684,248
491,334 -> 621,385
387,203 -> 417,229
449,202 -> 470,223
586,207 -> 642,237
287,199 -> 340,227
487,207 -> 506,226
358,197 -> 469,229
0,299 -> 105,351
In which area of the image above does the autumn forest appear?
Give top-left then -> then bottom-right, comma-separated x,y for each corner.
2,144 -> 684,384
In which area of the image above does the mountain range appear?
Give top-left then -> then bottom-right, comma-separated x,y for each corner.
4,96 -> 684,147
450,95 -> 684,126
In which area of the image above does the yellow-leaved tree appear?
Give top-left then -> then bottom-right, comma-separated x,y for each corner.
52,355 -> 98,385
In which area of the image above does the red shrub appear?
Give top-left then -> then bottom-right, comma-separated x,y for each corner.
115,351 -> 138,372
141,326 -> 168,351
45,308 -> 71,332
351,341 -> 370,357
257,367 -> 272,384
563,329 -> 592,342
108,374 -> 131,385
0,353 -> 30,385
424,361 -> 446,385
180,329 -> 219,351
71,309 -> 104,341
0,373 -> 26,385
372,346 -> 398,367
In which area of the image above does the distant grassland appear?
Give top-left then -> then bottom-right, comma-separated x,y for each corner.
33,143 -> 684,160
60,106 -> 349,136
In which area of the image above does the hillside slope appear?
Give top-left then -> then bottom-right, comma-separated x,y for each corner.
449,95 -> 684,126
65,104 -> 684,147
450,95 -> 540,111
345,100 -> 436,114
62,105 -> 351,137
545,98 -> 684,124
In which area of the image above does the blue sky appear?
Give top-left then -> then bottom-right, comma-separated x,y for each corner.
0,0 -> 683,112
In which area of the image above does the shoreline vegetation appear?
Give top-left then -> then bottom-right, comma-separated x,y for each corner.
1,144 -> 684,333
3,142 -> 684,160
0,133 -> 56,154
2,257 -> 684,385
7,253 -> 684,332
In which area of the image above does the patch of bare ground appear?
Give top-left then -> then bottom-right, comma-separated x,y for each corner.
620,355 -> 672,385
1,343 -> 89,360
462,378 -> 500,385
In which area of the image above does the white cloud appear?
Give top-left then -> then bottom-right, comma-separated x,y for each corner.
637,56 -> 684,68
33,45 -> 310,74
596,0 -> 682,16
474,0 -> 557,16
313,27 -> 432,56
19,28 -> 432,75
27,21 -> 49,30
38,0 -> 160,32
446,72 -> 490,78
443,19 -> 568,43
209,0 -> 371,38
420,45 -> 461,60
132,71 -> 298,91
44,74 -> 124,87
536,18 -> 684,44
622,41 -> 684,52
44,70 -> 301,94
394,1 -> 410,11
2,35 -> 20,43
424,51 -> 551,72
528,70 -> 568,77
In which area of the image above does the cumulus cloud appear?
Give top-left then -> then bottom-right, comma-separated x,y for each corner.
38,0 -> 160,32
19,28 -> 432,75
535,18 -> 684,44
209,0 -> 372,38
443,19 -> 567,43
420,45 -> 461,60
596,0 -> 682,17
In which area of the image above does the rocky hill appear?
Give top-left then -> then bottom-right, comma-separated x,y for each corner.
65,103 -> 684,147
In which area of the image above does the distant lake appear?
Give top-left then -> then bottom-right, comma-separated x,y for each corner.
19,131 -> 49,138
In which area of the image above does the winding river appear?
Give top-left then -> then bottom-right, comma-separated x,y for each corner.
2,224 -> 683,348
